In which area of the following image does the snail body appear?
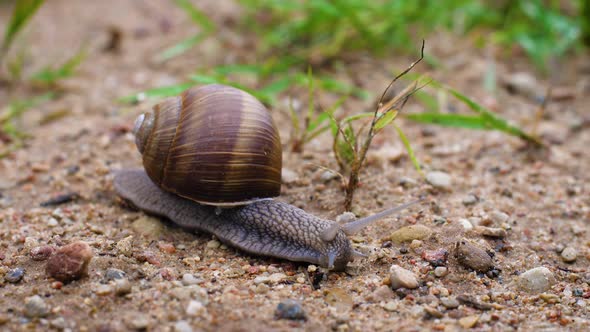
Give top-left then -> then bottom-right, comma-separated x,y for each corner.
115,84 -> 420,270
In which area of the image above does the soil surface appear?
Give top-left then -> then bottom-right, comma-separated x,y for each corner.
1,1 -> 589,331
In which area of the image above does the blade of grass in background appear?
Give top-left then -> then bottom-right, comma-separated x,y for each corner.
392,123 -> 421,174
30,47 -> 86,84
156,0 -> 215,62
0,0 -> 45,61
406,82 -> 543,146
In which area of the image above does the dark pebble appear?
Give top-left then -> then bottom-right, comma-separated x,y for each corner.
454,239 -> 494,272
40,192 -> 79,207
573,288 -> 584,297
275,299 -> 306,321
105,268 -> 127,281
5,267 -> 25,283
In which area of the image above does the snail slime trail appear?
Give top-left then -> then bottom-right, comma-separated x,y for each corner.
115,84 -> 423,270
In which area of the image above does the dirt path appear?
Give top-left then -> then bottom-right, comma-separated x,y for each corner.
1,1 -> 589,331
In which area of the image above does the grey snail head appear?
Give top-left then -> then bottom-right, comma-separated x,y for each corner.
114,84 -> 422,270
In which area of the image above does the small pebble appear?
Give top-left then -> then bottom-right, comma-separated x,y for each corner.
131,216 -> 165,238
434,266 -> 448,278
206,240 -> 221,249
561,247 -> 577,263
174,320 -> 193,332
320,170 -> 337,182
275,299 -> 306,320
281,168 -> 298,184
455,240 -> 493,272
518,267 -> 555,293
389,225 -> 432,243
46,241 -> 93,283
105,268 -> 126,280
462,194 -> 478,206
325,287 -> 354,311
268,272 -> 287,284
489,210 -> 509,224
459,315 -> 479,329
389,265 -> 419,290
24,295 -> 50,318
365,285 -> 394,302
186,300 -> 206,316
382,301 -> 398,312
129,314 -> 150,330
458,218 -> 473,231
422,249 -> 449,266
114,278 -> 132,296
426,171 -> 452,189
440,297 -> 460,309
255,283 -> 269,294
95,284 -> 113,296
475,226 -> 507,238
5,267 -> 25,283
181,273 -> 201,286
30,246 -> 55,261
116,236 -> 134,257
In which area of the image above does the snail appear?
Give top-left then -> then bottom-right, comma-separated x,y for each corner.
114,84 -> 421,270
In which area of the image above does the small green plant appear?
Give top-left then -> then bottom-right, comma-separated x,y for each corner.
155,0 -> 215,62
329,42 -> 427,211
0,0 -> 45,62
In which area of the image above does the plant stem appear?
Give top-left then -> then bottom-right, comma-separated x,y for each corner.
343,41 -> 425,211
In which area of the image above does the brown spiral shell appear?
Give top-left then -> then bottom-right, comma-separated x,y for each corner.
133,84 -> 282,206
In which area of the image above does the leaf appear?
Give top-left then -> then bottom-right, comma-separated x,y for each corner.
374,110 -> 399,130
340,112 -> 374,124
392,123 -> 422,174
1,0 -> 45,58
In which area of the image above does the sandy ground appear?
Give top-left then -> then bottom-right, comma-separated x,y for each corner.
0,0 -> 589,331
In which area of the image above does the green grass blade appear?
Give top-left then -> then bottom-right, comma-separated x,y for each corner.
444,86 -> 541,144
0,92 -> 54,124
173,0 -> 215,32
1,0 -> 45,58
118,83 -> 194,104
306,66 -> 315,126
392,123 -> 422,174
156,33 -> 207,62
341,112 -> 374,124
405,112 -> 491,129
31,47 -> 86,84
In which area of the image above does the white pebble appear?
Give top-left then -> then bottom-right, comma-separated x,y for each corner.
186,300 -> 206,316
434,266 -> 448,278
518,267 -> 555,293
389,265 -> 419,289
426,171 -> 452,189
561,247 -> 577,263
458,218 -> 473,231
